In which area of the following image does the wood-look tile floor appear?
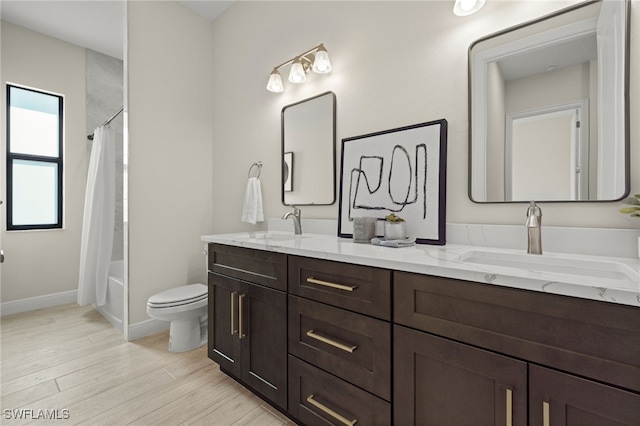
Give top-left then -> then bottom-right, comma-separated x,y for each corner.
0,304 -> 295,425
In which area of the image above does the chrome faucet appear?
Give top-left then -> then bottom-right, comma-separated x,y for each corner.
525,201 -> 542,255
283,207 -> 302,235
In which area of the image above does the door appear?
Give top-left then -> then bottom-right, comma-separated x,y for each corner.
505,101 -> 589,201
208,273 -> 241,377
394,325 -> 527,426
241,282 -> 287,409
529,364 -> 640,426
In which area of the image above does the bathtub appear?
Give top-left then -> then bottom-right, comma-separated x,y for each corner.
96,260 -> 125,333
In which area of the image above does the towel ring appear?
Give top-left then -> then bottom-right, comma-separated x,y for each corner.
248,161 -> 262,178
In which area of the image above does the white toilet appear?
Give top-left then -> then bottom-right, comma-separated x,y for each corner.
146,283 -> 208,353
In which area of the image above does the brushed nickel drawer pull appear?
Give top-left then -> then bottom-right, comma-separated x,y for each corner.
238,294 -> 246,339
306,330 -> 357,353
307,277 -> 357,292
506,388 -> 512,426
230,292 -> 237,335
307,395 -> 357,426
543,401 -> 550,426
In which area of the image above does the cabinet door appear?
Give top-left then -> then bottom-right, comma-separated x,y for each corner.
394,325 -> 527,426
530,364 -> 640,426
208,273 -> 241,377
240,282 -> 287,410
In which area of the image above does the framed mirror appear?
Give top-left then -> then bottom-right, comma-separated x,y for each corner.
469,0 -> 630,203
282,91 -> 336,206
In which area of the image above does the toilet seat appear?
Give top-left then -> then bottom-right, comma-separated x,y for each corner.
147,283 -> 207,308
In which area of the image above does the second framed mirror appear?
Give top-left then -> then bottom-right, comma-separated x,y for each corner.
281,91 -> 336,206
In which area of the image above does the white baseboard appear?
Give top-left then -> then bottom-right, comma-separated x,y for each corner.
128,318 -> 169,341
0,290 -> 78,317
0,290 -> 170,341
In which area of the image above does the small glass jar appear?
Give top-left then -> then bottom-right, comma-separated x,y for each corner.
384,221 -> 406,240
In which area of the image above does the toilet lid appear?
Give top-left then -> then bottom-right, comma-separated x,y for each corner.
148,283 -> 207,306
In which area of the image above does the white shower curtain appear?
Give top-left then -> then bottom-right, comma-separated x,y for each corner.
78,125 -> 116,306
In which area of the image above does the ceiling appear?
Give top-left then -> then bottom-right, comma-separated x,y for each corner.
0,0 -> 234,60
497,33 -> 597,81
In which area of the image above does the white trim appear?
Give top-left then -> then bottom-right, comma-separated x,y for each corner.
596,0 -> 626,199
0,290 -> 77,317
475,18 -> 597,65
127,318 -> 169,341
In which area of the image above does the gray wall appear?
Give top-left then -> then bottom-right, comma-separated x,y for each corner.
86,49 -> 124,261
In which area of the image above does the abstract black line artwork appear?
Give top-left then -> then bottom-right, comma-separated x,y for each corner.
338,119 -> 447,245
349,144 -> 427,218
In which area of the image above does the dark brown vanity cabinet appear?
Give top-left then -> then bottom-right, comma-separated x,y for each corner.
207,244 -> 287,410
287,256 -> 392,425
395,325 -> 528,425
206,243 -> 640,425
394,271 -> 640,426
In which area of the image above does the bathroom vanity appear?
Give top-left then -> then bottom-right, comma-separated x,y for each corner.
207,244 -> 288,409
203,232 -> 640,425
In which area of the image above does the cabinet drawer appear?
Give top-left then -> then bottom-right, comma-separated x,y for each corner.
288,256 -> 391,320
394,270 -> 640,393
288,355 -> 391,426
208,243 -> 287,291
288,295 -> 391,400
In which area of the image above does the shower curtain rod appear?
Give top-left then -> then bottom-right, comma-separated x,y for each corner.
87,106 -> 124,140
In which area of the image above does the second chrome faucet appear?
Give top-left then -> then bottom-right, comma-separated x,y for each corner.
526,201 -> 542,254
283,207 -> 302,235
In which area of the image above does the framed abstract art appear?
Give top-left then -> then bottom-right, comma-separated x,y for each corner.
338,119 -> 448,245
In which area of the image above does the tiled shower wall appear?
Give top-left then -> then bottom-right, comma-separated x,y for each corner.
86,49 -> 124,261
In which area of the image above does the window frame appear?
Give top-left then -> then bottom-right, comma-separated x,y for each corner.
6,84 -> 64,231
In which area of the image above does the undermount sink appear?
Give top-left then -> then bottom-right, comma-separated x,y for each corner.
459,250 -> 639,286
255,233 -> 310,242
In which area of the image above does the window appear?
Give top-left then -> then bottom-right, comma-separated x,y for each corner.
6,84 -> 63,230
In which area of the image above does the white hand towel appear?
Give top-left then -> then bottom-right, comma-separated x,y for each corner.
241,177 -> 264,224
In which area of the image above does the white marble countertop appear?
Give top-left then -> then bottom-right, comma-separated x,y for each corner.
201,231 -> 640,307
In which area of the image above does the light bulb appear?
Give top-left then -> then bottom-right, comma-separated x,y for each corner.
460,0 -> 475,11
312,45 -> 332,74
266,69 -> 284,92
289,58 -> 306,83
453,0 -> 485,16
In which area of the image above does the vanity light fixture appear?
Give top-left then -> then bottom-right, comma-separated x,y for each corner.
312,44 -> 332,73
289,57 -> 306,84
266,43 -> 332,93
453,0 -> 485,16
267,69 -> 284,92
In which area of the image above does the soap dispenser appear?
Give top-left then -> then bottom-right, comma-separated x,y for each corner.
526,201 -> 542,255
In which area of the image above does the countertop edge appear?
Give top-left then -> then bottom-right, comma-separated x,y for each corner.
202,232 -> 640,308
